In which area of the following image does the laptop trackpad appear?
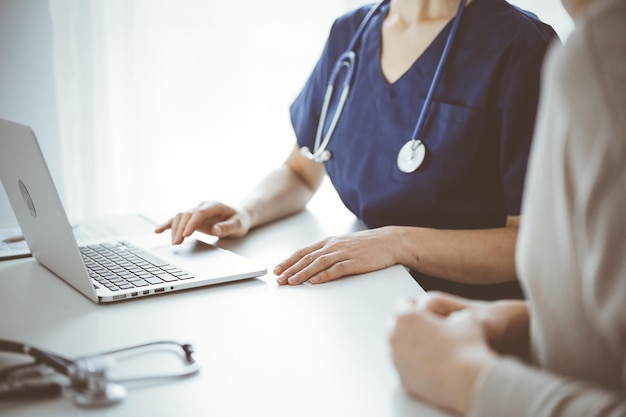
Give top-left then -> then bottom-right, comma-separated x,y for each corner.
129,233 -> 266,279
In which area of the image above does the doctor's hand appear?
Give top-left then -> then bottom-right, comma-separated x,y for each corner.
274,227 -> 398,285
389,296 -> 496,415
155,201 -> 251,244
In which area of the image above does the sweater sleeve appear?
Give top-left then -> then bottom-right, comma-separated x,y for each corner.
469,359 -> 626,417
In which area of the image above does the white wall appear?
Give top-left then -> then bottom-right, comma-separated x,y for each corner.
345,0 -> 574,40
0,0 -> 61,226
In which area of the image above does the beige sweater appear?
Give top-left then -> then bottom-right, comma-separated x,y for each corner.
469,0 -> 626,415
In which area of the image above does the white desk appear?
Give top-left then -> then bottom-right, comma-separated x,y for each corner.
0,200 -> 452,416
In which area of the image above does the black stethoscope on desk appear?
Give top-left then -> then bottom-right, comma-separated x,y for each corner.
300,0 -> 467,173
0,339 -> 200,407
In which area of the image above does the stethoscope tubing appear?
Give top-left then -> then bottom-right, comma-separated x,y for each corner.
73,340 -> 200,384
311,52 -> 355,162
0,339 -> 75,376
409,0 -> 467,147
304,1 -> 386,163
0,339 -> 199,402
306,0 -> 467,163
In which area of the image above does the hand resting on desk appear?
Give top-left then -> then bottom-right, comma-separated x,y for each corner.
156,202 -> 404,286
388,292 -> 530,415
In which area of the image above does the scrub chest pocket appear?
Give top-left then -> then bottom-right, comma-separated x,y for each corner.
385,102 -> 505,229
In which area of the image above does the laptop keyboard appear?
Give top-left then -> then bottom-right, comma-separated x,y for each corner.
80,241 -> 195,292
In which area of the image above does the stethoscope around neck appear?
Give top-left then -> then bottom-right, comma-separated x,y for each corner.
300,0 -> 468,173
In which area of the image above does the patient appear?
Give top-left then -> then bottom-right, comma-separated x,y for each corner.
388,0 -> 626,415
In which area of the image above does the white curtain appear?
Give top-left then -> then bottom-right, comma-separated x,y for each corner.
49,0 -> 348,223
48,0 -> 571,224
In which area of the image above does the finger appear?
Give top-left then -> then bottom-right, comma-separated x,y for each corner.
417,291 -> 472,317
274,241 -> 325,279
186,204 -> 239,238
171,213 -> 191,244
154,219 -> 173,234
282,249 -> 341,285
183,210 -> 213,238
389,308 -> 434,348
308,259 -> 355,284
394,296 -> 417,315
188,211 -> 229,237
211,217 -> 244,238
388,297 -> 419,337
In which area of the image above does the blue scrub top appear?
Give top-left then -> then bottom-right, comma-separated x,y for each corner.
290,0 -> 557,231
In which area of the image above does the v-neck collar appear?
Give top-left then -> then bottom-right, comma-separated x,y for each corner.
371,0 -> 480,87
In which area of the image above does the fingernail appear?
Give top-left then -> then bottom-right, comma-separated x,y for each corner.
288,276 -> 298,284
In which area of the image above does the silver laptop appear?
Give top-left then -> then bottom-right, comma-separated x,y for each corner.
0,118 -> 267,303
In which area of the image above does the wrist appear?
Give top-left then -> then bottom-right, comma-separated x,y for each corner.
453,347 -> 496,415
492,301 -> 530,360
385,225 -> 423,266
235,203 -> 255,231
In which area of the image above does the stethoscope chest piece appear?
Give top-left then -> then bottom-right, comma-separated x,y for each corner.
397,139 -> 426,173
72,357 -> 127,407
73,379 -> 127,408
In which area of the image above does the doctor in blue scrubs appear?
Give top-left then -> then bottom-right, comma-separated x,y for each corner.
156,0 -> 557,300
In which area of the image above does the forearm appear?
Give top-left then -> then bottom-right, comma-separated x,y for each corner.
391,219 -> 519,284
470,358 -> 626,417
237,166 -> 311,229
239,155 -> 324,230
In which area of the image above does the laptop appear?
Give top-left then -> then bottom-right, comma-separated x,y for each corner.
0,118 -> 267,303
